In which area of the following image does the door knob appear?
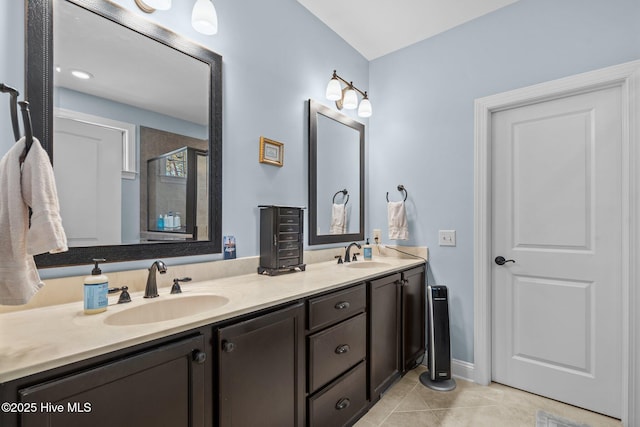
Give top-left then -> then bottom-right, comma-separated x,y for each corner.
495,256 -> 515,265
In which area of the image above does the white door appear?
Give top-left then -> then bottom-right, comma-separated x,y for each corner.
54,116 -> 122,246
491,85 -> 623,418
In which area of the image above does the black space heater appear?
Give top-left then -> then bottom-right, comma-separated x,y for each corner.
419,284 -> 456,391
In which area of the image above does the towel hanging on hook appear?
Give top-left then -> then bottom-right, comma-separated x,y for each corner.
1,83 -> 35,164
386,184 -> 408,202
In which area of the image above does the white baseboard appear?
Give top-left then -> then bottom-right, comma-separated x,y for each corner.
452,358 -> 475,382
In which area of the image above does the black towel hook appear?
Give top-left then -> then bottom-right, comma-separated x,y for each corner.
332,189 -> 349,205
0,83 -> 20,141
386,185 -> 408,202
1,83 -> 35,164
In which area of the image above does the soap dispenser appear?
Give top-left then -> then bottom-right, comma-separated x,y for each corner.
84,258 -> 109,314
363,238 -> 373,260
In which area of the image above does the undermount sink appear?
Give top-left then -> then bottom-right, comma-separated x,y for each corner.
345,261 -> 391,269
104,294 -> 229,326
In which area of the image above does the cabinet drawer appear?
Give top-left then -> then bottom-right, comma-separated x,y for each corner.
279,224 -> 300,233
279,248 -> 300,259
308,284 -> 365,331
279,215 -> 300,225
279,257 -> 302,268
279,207 -> 300,216
308,362 -> 367,427
308,313 -> 366,392
278,233 -> 299,242
279,241 -> 299,251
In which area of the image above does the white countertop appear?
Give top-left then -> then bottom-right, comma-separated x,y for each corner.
0,256 -> 424,383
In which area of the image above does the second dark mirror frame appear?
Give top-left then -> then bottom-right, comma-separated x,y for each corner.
26,0 -> 223,267
308,99 -> 365,245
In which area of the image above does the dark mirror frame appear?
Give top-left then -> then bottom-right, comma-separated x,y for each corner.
308,99 -> 365,245
26,0 -> 223,267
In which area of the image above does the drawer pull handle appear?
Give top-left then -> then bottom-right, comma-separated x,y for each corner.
192,350 -> 207,364
335,344 -> 350,354
222,341 -> 235,353
334,301 -> 350,310
335,398 -> 351,410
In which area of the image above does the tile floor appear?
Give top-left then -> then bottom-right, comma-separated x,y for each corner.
354,366 -> 622,427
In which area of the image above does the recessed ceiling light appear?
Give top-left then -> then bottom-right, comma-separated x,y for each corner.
55,66 -> 62,72
70,69 -> 93,80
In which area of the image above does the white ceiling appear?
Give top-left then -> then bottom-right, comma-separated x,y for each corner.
297,0 -> 520,60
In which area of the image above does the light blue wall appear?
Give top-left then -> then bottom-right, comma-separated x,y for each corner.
368,0 -> 640,363
1,0 -> 368,277
4,0 -> 639,364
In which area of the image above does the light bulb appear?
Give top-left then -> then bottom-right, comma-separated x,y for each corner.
144,0 -> 172,10
358,97 -> 372,117
343,88 -> 358,110
192,0 -> 218,35
326,78 -> 342,101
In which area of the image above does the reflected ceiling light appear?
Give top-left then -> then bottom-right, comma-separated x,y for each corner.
325,70 -> 372,117
192,0 -> 218,35
70,69 -> 93,80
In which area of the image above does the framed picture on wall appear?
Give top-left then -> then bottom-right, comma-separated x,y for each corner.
259,136 -> 284,167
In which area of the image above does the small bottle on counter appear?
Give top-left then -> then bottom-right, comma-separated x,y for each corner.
157,214 -> 164,230
84,258 -> 109,314
363,238 -> 372,260
174,212 -> 181,230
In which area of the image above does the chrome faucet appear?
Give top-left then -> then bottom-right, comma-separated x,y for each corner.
144,260 -> 167,298
344,242 -> 362,263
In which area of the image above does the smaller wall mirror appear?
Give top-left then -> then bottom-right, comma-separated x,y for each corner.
308,99 -> 364,245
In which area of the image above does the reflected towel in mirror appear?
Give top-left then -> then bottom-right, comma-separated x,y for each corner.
388,201 -> 408,240
330,203 -> 346,234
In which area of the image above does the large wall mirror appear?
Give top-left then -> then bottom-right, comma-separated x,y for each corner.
308,99 -> 364,245
26,0 -> 222,267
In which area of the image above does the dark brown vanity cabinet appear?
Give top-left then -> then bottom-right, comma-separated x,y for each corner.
217,302 -> 305,427
368,272 -> 402,400
13,334 -> 209,427
401,266 -> 426,372
368,265 -> 426,401
306,284 -> 368,427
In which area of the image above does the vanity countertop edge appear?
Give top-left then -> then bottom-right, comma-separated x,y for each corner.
0,256 -> 425,383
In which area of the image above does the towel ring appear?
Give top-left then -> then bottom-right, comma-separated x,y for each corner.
386,185 -> 407,202
332,189 -> 349,205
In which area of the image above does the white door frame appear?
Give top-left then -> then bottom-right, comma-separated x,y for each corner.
473,60 -> 640,426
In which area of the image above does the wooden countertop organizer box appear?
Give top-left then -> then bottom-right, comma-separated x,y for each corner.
258,205 -> 306,276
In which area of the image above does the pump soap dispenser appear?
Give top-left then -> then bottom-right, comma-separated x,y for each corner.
84,258 -> 109,314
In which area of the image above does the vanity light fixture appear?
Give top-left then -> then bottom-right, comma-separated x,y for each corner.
192,0 -> 218,35
325,70 -> 372,118
134,0 -> 218,36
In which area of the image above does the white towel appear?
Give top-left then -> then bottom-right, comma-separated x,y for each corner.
329,203 -> 346,234
0,137 -> 68,305
388,201 -> 408,240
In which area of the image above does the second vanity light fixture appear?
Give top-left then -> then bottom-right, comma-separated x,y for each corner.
325,70 -> 372,118
134,0 -> 218,35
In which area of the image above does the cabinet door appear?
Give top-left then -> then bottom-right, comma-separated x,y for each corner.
218,303 -> 305,427
19,335 -> 207,427
402,266 -> 426,372
368,273 -> 402,400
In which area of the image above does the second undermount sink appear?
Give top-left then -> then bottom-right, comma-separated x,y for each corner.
345,261 -> 391,269
104,294 -> 229,326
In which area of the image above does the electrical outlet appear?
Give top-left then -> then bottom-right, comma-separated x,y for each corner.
372,229 -> 382,243
439,230 -> 456,246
